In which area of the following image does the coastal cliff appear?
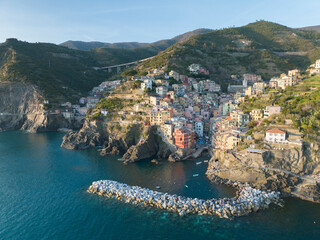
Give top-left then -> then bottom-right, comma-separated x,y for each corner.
61,121 -> 173,163
206,144 -> 320,203
0,82 -> 78,133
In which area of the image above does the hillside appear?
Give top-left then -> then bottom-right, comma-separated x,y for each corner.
60,28 -> 213,51
91,46 -> 160,66
0,39 -> 158,103
138,21 -> 320,85
298,25 -> 320,33
239,75 -> 320,143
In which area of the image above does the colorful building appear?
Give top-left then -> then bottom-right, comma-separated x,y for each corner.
150,107 -> 173,125
251,109 -> 264,121
173,128 -> 196,149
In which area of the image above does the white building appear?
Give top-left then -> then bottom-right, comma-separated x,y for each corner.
101,110 -> 108,117
316,59 -> 320,69
141,79 -> 153,91
162,122 -> 174,141
265,129 -> 286,143
195,121 -> 204,138
156,86 -> 168,96
188,64 -> 201,73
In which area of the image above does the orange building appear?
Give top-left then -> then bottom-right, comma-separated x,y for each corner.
173,128 -> 195,149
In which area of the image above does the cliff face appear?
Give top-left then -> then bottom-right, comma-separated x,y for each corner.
61,122 -> 173,163
207,144 -> 320,203
0,82 -> 79,133
60,121 -> 107,150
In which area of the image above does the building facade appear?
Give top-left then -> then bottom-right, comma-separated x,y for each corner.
195,121 -> 204,138
150,107 -> 173,125
251,109 -> 264,121
265,129 -> 286,143
173,128 -> 196,149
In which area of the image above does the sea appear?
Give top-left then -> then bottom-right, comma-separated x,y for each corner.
0,131 -> 319,240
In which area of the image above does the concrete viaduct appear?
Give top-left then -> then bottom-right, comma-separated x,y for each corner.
94,56 -> 155,73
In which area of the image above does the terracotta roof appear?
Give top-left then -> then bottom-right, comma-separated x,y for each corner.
266,129 -> 286,134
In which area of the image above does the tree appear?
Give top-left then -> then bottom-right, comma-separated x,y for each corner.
247,120 -> 258,128
121,69 -> 137,77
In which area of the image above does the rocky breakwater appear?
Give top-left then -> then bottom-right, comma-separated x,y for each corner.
88,180 -> 281,218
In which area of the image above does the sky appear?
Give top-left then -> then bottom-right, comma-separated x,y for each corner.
0,0 -> 320,44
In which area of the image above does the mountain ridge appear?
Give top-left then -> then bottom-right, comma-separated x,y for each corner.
138,21 -> 320,87
2,21 -> 320,102
297,25 -> 320,33
60,28 -> 213,51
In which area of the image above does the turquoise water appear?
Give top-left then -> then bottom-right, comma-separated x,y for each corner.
0,132 -> 320,240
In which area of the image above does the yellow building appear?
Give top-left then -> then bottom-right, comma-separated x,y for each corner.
150,96 -> 159,106
245,86 -> 253,96
215,132 -> 240,150
251,109 -> 264,121
150,107 -> 173,125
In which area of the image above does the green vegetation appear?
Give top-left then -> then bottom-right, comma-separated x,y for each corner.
91,47 -> 158,66
0,39 -> 115,103
138,21 -> 320,83
248,120 -> 258,128
132,80 -> 142,89
95,97 -> 124,111
280,76 -> 320,142
61,29 -> 213,51
240,75 -> 320,143
121,69 -> 138,77
0,39 -> 158,103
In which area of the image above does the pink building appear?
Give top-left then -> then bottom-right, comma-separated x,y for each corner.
65,102 -> 72,108
184,111 -> 193,119
264,106 -> 282,117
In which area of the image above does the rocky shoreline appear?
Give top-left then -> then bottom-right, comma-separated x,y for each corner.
88,180 -> 281,218
207,149 -> 320,203
0,82 -> 82,133
61,122 -> 174,163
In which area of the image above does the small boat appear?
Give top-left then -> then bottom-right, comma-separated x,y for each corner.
185,185 -> 189,188
156,186 -> 161,189
204,160 -> 208,163
193,174 -> 199,177
196,162 -> 202,165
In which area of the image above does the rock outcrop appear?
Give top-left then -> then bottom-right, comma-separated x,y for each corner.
61,121 -> 107,150
206,144 -> 320,203
61,122 -> 174,163
0,82 -> 80,133
119,130 -> 159,163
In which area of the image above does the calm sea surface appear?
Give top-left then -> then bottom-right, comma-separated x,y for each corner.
0,131 -> 319,240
